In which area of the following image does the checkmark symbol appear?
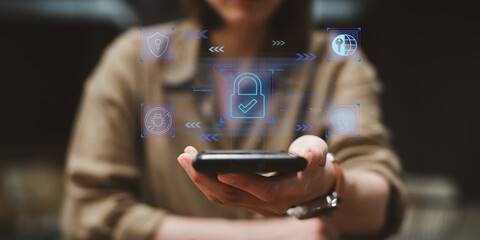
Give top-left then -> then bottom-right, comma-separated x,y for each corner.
238,99 -> 258,113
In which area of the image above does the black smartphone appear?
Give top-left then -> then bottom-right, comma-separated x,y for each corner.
192,150 -> 307,173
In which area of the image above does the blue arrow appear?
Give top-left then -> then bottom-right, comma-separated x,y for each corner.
184,30 -> 192,39
310,53 -> 316,61
209,47 -> 214,52
211,134 -> 218,141
308,124 -> 313,131
296,53 -> 303,61
198,134 -> 205,141
199,30 -> 208,39
302,124 -> 308,131
192,30 -> 201,39
219,46 -> 224,52
195,122 -> 200,128
296,124 -> 302,131
186,122 -> 191,128
303,53 -> 310,61
205,134 -> 212,141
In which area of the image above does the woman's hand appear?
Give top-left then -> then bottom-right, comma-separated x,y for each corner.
177,135 -> 336,216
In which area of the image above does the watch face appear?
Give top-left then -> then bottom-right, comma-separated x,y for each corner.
144,107 -> 173,135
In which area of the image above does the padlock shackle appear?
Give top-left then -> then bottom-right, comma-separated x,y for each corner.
233,72 -> 263,95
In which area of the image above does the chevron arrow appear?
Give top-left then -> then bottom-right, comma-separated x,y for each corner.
209,46 -> 224,53
210,134 -> 219,141
192,30 -> 201,39
272,40 -> 285,46
184,30 -> 192,39
204,134 -> 212,141
186,122 -> 201,128
198,134 -> 205,141
303,53 -> 310,61
199,30 -> 208,39
296,124 -> 314,131
296,53 -> 303,61
296,53 -> 317,61
185,30 -> 208,39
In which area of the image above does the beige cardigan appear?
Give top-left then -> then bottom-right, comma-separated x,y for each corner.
62,20 -> 406,240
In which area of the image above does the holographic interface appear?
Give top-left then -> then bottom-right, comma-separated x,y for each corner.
138,27 -> 363,145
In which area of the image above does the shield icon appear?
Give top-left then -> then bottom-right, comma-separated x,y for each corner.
147,32 -> 169,58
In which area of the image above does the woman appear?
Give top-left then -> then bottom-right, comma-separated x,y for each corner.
62,0 -> 405,239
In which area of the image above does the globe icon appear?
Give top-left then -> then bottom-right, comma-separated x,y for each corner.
332,34 -> 358,56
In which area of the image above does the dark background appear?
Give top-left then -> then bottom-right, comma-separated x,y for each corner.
0,0 -> 478,239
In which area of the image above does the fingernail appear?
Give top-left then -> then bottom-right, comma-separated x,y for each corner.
219,174 -> 236,183
305,152 -> 313,161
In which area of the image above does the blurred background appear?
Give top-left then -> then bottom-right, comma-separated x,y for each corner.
0,0 -> 478,239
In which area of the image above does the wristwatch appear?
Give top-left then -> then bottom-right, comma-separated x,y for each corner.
286,153 -> 344,219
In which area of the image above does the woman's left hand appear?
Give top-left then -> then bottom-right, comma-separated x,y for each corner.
178,135 -> 336,215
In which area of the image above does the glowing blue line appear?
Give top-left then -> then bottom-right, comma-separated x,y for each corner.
193,89 -> 214,92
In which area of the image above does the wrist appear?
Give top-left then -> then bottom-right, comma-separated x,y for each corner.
288,153 -> 345,219
304,158 -> 336,202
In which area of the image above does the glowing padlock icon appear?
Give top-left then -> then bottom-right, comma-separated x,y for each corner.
230,72 -> 265,119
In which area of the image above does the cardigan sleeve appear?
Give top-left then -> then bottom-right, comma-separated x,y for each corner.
62,28 -> 166,240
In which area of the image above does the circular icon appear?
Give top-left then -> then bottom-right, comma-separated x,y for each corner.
144,107 -> 172,135
330,109 -> 356,134
332,34 -> 358,56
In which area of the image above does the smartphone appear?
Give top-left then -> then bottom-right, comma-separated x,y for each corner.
192,150 -> 307,173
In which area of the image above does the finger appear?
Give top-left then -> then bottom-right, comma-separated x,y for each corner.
184,146 -> 198,157
178,153 -> 216,184
301,147 -> 327,170
198,178 -> 275,214
218,173 -> 291,203
178,154 -> 272,211
288,140 -> 302,157
289,136 -> 328,169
